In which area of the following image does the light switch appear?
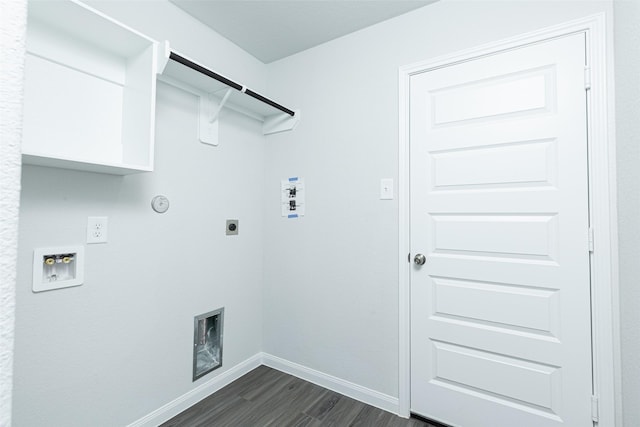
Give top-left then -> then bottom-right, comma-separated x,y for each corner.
380,179 -> 393,200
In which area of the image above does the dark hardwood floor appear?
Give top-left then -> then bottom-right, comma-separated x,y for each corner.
161,366 -> 438,427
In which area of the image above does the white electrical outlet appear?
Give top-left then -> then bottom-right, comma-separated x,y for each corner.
87,216 -> 108,244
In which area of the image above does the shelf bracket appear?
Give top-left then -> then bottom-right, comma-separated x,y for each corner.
263,109 -> 301,135
199,88 -> 232,147
210,88 -> 233,124
160,40 -> 301,142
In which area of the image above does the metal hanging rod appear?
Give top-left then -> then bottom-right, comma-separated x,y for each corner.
168,51 -> 296,117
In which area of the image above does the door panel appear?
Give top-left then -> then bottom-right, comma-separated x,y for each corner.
432,277 -> 560,335
431,67 -> 554,126
430,340 -> 561,412
410,33 -> 591,427
430,214 -> 558,258
431,138 -> 557,190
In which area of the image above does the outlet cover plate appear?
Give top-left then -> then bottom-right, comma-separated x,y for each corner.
87,216 -> 108,244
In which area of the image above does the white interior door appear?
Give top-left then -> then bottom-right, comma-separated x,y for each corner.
409,33 -> 592,427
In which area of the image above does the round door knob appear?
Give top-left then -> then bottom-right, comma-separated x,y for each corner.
414,254 -> 426,265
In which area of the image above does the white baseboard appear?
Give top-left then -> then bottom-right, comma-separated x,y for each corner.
127,353 -> 263,427
260,352 -> 400,415
128,352 -> 400,426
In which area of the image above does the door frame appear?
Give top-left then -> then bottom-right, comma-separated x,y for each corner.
398,13 -> 621,426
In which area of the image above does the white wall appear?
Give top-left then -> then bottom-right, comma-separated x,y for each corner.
614,1 -> 640,426
12,0 -> 638,425
12,2 -> 267,426
263,0 -> 614,403
0,1 -> 27,425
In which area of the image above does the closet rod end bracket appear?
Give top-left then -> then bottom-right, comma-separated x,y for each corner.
157,40 -> 171,74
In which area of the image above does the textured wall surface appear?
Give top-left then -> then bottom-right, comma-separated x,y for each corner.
0,0 -> 26,426
614,1 -> 640,426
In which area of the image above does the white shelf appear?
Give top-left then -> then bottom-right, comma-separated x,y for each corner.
21,0 -> 159,175
161,59 -> 283,119
158,43 -> 300,140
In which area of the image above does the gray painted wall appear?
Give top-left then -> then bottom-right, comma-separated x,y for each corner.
614,1 -> 640,425
11,0 -> 639,425
263,0 -> 617,407
12,2 -> 267,425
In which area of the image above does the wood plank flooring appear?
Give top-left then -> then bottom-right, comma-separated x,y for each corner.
161,366 -> 438,427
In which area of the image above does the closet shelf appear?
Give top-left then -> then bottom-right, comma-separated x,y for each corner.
158,41 -> 300,141
21,0 -> 159,175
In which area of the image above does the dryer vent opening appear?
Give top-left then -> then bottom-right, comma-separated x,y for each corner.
193,308 -> 224,381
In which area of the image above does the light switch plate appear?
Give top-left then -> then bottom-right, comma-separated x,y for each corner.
380,179 -> 394,200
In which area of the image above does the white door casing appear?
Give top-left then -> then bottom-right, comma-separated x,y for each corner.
399,14 -> 619,426
408,32 -> 590,426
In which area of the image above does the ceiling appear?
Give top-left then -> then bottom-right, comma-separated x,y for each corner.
170,1 -> 436,63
